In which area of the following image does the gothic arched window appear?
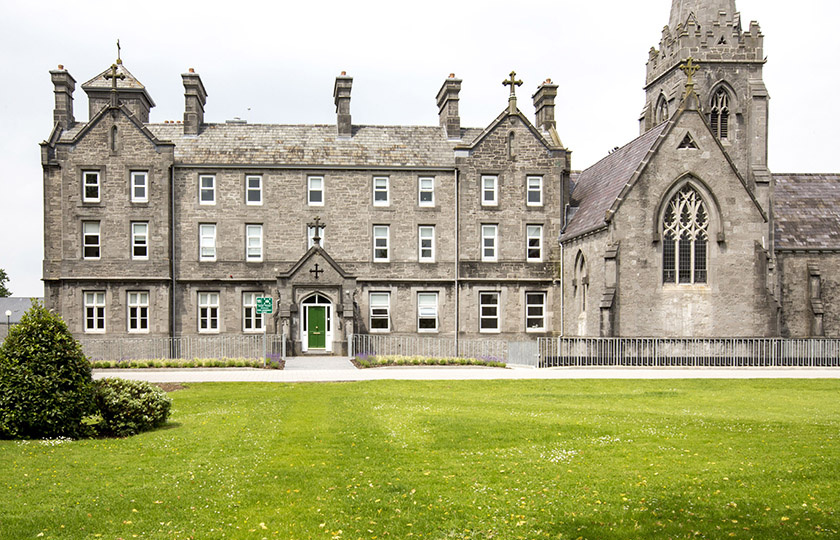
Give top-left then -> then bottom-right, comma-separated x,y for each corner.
710,88 -> 730,140
662,185 -> 709,284
655,95 -> 669,124
574,251 -> 589,311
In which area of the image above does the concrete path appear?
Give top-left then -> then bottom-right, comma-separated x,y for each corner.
92,357 -> 840,383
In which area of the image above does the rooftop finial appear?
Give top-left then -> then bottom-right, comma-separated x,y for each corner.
116,39 -> 122,65
679,57 -> 699,90
502,71 -> 523,98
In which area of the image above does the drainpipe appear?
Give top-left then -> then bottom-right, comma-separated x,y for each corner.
170,165 -> 176,342
558,241 -> 564,336
454,167 -> 460,356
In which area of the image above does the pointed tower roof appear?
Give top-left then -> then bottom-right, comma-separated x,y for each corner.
81,62 -> 156,106
669,0 -> 737,30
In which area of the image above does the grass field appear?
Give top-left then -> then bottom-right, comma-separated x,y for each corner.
2,380 -> 839,539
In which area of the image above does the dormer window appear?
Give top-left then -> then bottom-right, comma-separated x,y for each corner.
710,89 -> 730,140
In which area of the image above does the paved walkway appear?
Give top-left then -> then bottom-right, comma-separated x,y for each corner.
91,356 -> 840,383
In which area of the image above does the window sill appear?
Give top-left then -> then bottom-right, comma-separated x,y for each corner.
662,284 -> 710,291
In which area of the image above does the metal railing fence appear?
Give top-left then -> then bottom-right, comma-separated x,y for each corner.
80,334 -> 286,363
538,337 -> 840,368
352,333 -> 508,363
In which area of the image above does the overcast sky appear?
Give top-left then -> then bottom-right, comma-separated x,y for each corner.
1,0 -> 838,297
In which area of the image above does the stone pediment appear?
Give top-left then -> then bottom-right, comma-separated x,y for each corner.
277,246 -> 352,286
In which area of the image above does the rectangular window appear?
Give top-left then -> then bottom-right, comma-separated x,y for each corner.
482,175 -> 498,206
369,292 -> 390,332
199,175 -> 215,205
307,225 -> 325,249
373,176 -> 389,206
199,223 -> 216,261
527,225 -> 543,262
525,292 -> 546,331
131,221 -> 149,260
84,291 -> 106,333
127,291 -> 149,333
198,292 -> 220,333
419,225 -> 435,262
373,225 -> 390,262
131,171 -> 148,203
479,292 -> 500,332
419,177 -> 435,207
246,224 -> 263,261
417,292 -> 439,332
481,224 -> 498,262
83,221 -> 101,259
246,175 -> 262,205
527,176 -> 543,206
308,176 -> 324,206
83,171 -> 100,203
242,292 -> 265,332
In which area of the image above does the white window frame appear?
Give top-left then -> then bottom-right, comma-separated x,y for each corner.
199,223 -> 217,261
419,225 -> 435,263
199,174 -> 216,205
525,291 -> 546,332
373,176 -> 390,207
526,176 -> 543,207
479,291 -> 500,333
419,177 -> 435,207
246,224 -> 263,262
481,224 -> 498,262
242,292 -> 265,333
417,292 -> 439,333
198,292 -> 220,333
84,291 -> 106,333
481,175 -> 498,206
83,221 -> 101,260
131,221 -> 149,260
83,171 -> 100,203
373,225 -> 390,262
527,224 -> 543,262
127,291 -> 149,333
246,175 -> 263,206
308,176 -> 324,206
131,171 -> 148,203
369,292 -> 391,332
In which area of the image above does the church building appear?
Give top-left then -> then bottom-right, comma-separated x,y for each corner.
40,0 -> 840,354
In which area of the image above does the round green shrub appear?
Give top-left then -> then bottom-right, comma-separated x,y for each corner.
94,378 -> 171,437
0,302 -> 94,439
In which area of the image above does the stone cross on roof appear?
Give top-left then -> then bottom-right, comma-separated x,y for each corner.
502,71 -> 523,98
104,63 -> 125,107
307,216 -> 325,246
679,57 -> 699,87
116,39 -> 122,65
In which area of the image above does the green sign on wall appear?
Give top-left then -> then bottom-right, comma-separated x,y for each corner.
256,297 -> 273,315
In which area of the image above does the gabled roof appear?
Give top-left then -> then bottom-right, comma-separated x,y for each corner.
774,173 -> 840,251
81,63 -> 156,106
278,245 -> 351,280
58,103 -> 173,149
455,106 -> 562,152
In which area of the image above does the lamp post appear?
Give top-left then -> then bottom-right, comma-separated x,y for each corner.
4,310 -> 10,332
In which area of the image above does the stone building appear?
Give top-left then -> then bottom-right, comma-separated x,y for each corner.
41,0 -> 840,351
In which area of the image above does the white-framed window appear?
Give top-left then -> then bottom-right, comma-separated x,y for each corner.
419,177 -> 435,207
482,175 -> 498,206
479,292 -> 500,333
246,224 -> 263,261
84,291 -> 106,333
242,292 -> 265,333
417,292 -> 439,332
199,174 -> 216,205
481,224 -> 498,262
526,224 -> 543,262
369,292 -> 390,332
373,225 -> 390,262
199,223 -> 216,261
198,292 -> 220,333
308,176 -> 324,206
83,221 -> 101,260
246,175 -> 262,205
131,171 -> 148,203
127,291 -> 149,333
527,176 -> 543,206
525,291 -> 546,331
83,171 -> 100,203
307,225 -> 325,249
131,221 -> 149,260
373,176 -> 389,206
419,225 -> 435,263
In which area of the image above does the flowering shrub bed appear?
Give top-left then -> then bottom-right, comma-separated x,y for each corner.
353,353 -> 506,368
90,357 -> 283,369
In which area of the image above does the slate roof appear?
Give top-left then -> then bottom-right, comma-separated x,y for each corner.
0,298 -> 42,324
81,63 -> 151,93
561,122 -> 668,240
774,174 -> 840,250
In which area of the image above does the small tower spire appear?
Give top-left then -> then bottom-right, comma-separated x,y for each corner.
669,0 -> 737,30
116,39 -> 122,65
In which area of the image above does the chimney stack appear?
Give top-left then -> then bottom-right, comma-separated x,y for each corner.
333,72 -> 353,138
532,79 -> 558,132
436,74 -> 461,140
50,65 -> 76,130
182,68 -> 207,135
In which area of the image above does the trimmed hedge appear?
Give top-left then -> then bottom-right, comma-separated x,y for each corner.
93,378 -> 172,437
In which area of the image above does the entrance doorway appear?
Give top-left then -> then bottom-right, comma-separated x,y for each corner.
301,294 -> 333,352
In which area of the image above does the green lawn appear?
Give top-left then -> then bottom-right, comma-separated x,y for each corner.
2,380 -> 839,539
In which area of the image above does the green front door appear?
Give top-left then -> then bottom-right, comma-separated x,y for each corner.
307,306 -> 327,349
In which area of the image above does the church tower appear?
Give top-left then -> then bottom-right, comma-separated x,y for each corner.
641,0 -> 770,205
